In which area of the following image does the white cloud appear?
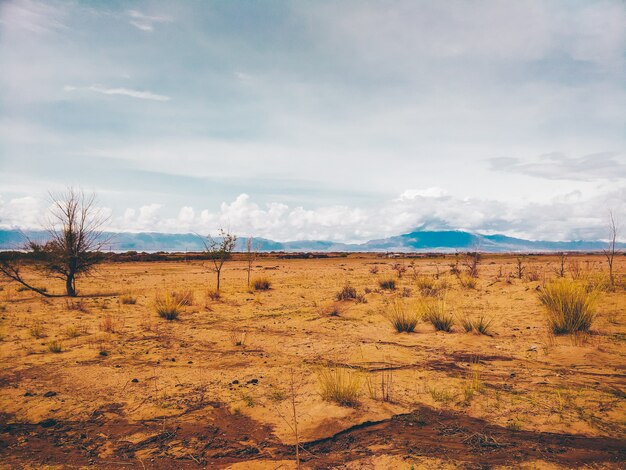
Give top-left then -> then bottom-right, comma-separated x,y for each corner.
127,9 -> 172,32
64,85 -> 171,101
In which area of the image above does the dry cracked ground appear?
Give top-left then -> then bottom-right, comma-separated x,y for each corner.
1,253 -> 625,469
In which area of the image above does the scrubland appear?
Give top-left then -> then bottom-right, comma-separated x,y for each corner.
0,253 -> 625,469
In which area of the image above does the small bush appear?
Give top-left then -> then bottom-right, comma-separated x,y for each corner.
460,315 -> 493,335
154,292 -> 184,320
369,266 -> 379,275
253,277 -> 271,291
318,366 -> 362,407
538,278 -> 597,334
386,299 -> 420,333
416,275 -> 448,297
99,314 -> 117,333
319,302 -> 345,317
172,289 -> 194,306
29,321 -> 47,339
47,340 -> 63,353
64,325 -> 81,339
206,289 -> 221,301
335,284 -> 357,301
379,278 -> 396,290
423,300 -> 454,332
459,274 -> 477,289
119,292 -> 137,305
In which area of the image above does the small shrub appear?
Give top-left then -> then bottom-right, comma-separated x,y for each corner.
386,299 -> 420,333
355,293 -> 368,303
64,325 -> 81,339
29,321 -> 47,339
253,277 -> 271,291
319,302 -> 345,317
47,340 -> 63,353
423,300 -> 454,332
206,289 -> 221,301
317,366 -> 362,407
379,278 -> 396,290
460,315 -> 493,335
525,266 -> 541,282
416,275 -> 448,297
65,299 -> 88,312
99,314 -> 117,333
154,292 -> 184,320
335,284 -> 357,301
459,274 -> 477,289
538,279 -> 597,334
172,289 -> 194,306
119,292 -> 137,305
369,266 -> 379,275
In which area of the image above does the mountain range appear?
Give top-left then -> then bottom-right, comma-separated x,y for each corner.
0,229 -> 622,253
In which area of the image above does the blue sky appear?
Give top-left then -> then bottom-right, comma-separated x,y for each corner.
0,0 -> 625,242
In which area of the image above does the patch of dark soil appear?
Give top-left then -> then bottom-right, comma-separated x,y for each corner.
299,406 -> 626,468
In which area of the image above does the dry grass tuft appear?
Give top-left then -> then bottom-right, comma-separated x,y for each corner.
459,273 -> 477,289
317,366 -> 362,407
29,321 -> 47,339
386,299 -> 420,333
378,278 -> 396,290
416,275 -> 449,297
154,292 -> 185,320
253,277 -> 271,291
64,325 -> 81,339
206,288 -> 221,301
47,339 -> 63,353
461,315 -> 493,335
423,299 -> 454,332
119,291 -> 137,305
319,301 -> 346,317
538,278 -> 597,334
335,284 -> 357,301
172,289 -> 194,306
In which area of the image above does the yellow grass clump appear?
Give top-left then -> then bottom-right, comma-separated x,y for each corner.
538,278 -> 598,334
459,273 -> 477,289
423,299 -> 454,332
253,277 -> 271,290
172,289 -> 194,306
317,366 -> 362,407
154,292 -> 185,320
386,299 -> 420,333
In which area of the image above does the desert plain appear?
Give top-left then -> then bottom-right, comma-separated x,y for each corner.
0,253 -> 625,469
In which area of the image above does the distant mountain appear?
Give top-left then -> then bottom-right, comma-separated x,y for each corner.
0,229 -> 622,253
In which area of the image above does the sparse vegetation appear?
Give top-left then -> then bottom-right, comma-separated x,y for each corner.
172,289 -> 194,306
29,321 -> 47,339
47,340 -> 63,353
335,284 -> 357,301
378,278 -> 396,290
119,291 -> 137,305
317,366 -> 362,407
154,292 -> 184,320
253,277 -> 271,291
386,299 -> 420,333
423,299 -> 454,332
459,273 -> 477,289
539,278 -> 598,334
460,315 -> 493,335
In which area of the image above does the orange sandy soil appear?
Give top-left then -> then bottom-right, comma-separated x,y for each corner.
0,254 -> 625,469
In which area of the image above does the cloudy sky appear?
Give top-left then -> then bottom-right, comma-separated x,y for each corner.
1,0 -> 625,242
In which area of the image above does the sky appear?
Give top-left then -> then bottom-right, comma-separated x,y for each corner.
0,0 -> 625,242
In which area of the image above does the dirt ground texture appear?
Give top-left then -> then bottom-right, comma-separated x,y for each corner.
1,253 -> 625,469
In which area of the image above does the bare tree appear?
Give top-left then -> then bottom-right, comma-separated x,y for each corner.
555,252 -> 567,278
515,255 -> 526,279
244,236 -> 260,287
0,188 -> 109,297
603,210 -> 619,287
203,228 -> 237,291
463,250 -> 481,278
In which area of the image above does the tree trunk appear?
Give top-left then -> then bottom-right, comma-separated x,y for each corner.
66,272 -> 76,297
216,270 -> 221,291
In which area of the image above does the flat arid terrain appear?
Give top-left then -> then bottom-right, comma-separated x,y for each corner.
1,254 -> 625,469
